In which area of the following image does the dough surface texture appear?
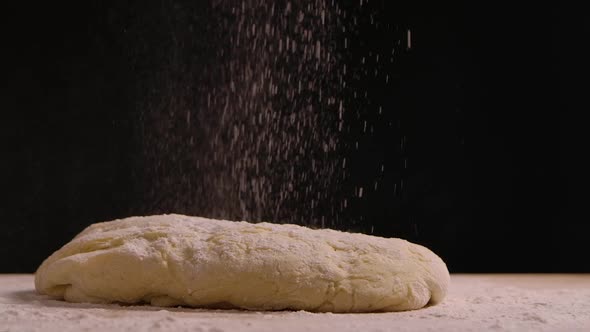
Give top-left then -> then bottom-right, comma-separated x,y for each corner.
35,214 -> 450,312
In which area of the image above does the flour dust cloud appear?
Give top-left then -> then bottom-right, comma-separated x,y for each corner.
131,0 -> 408,230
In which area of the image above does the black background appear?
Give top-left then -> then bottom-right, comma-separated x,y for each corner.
2,1 -> 583,273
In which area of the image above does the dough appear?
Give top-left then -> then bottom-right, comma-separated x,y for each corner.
35,214 -> 450,312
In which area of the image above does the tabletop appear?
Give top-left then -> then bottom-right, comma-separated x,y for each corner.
1,274 -> 589,332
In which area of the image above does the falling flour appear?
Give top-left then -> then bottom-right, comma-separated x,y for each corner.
128,0 -> 406,231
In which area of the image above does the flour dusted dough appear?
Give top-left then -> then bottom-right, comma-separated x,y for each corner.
35,214 -> 450,312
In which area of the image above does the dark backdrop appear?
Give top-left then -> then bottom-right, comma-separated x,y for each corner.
2,1 -> 582,273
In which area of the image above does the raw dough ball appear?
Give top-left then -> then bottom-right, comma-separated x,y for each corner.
35,214 -> 450,312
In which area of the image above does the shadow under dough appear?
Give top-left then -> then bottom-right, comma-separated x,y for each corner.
5,289 -> 259,314
6,289 -> 416,315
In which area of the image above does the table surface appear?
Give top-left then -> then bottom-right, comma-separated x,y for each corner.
1,274 -> 589,332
